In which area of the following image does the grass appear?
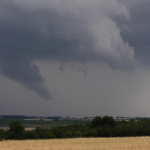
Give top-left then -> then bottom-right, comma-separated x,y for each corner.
1,137 -> 150,150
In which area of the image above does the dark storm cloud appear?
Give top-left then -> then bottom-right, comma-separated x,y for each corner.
117,0 -> 150,66
0,0 -> 136,99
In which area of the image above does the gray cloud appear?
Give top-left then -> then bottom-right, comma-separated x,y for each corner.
59,63 -> 65,73
0,0 -> 136,99
77,67 -> 88,76
0,59 -> 51,100
117,0 -> 150,67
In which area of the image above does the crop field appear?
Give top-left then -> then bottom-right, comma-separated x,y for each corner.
0,137 -> 150,150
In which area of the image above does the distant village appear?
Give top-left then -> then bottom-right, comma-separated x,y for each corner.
0,115 -> 150,121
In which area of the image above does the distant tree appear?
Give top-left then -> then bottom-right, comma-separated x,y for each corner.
35,127 -> 56,139
9,120 -> 25,139
87,129 -> 97,137
51,127 -> 64,138
102,116 -> 116,127
140,118 -> 150,128
0,129 -> 5,140
91,116 -> 102,128
25,130 -> 39,139
64,130 -> 72,138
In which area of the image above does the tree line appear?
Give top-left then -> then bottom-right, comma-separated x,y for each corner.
1,116 -> 150,140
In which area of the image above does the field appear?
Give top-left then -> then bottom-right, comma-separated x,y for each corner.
0,137 -> 150,150
0,118 -> 90,127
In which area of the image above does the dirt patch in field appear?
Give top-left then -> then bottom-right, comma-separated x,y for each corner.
0,127 -> 36,131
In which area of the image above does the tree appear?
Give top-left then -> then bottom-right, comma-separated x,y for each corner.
25,130 -> 39,139
0,129 -> 5,140
9,120 -> 25,139
64,130 -> 72,138
87,129 -> 97,137
102,116 -> 116,127
91,116 -> 102,128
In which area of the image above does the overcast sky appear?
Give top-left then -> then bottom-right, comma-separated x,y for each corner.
0,0 -> 150,117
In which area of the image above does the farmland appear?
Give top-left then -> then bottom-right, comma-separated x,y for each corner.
2,116 -> 150,140
0,137 -> 150,150
0,118 -> 90,128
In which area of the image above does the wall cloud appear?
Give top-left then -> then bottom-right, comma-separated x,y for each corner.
0,0 -> 135,99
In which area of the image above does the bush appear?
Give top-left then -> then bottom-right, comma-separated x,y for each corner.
64,130 -> 72,138
0,129 -> 5,140
87,129 -> 97,137
25,130 -> 39,139
74,131 -> 82,137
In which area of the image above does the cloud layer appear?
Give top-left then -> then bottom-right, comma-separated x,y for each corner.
0,0 -> 135,99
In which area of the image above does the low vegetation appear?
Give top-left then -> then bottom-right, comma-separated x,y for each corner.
1,116 -> 150,140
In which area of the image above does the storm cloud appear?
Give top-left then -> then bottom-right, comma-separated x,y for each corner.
117,0 -> 150,66
0,0 -> 135,99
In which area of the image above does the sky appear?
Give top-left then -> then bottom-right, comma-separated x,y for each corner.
0,0 -> 150,117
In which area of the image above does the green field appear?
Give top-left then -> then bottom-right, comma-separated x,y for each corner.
0,118 -> 91,127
